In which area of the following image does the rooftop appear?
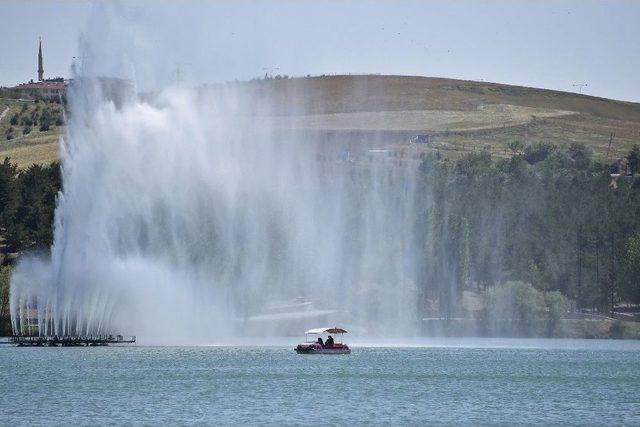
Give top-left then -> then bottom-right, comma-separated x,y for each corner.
12,80 -> 67,90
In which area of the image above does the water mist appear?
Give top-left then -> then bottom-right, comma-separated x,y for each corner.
10,11 -> 428,344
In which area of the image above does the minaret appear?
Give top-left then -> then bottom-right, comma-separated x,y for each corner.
37,37 -> 44,81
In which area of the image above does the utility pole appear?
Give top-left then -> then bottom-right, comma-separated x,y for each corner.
71,56 -> 84,76
606,132 -> 616,162
173,63 -> 191,86
572,83 -> 588,94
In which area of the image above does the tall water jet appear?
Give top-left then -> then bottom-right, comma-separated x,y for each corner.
9,8 -> 432,343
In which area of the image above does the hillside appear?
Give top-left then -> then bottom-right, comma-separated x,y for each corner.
237,75 -> 640,161
2,75 -> 640,167
0,98 -> 62,168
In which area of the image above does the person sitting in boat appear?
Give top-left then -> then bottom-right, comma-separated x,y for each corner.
317,337 -> 324,348
325,335 -> 334,348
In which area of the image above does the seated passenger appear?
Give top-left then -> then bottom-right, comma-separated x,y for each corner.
325,335 -> 334,348
317,337 -> 324,347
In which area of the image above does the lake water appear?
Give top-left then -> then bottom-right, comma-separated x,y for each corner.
1,338 -> 639,425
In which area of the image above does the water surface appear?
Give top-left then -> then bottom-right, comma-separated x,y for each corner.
1,339 -> 639,425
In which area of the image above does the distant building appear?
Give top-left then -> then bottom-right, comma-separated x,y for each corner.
10,38 -> 68,101
12,80 -> 67,101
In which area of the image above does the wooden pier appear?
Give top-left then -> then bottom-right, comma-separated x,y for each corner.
3,335 -> 136,347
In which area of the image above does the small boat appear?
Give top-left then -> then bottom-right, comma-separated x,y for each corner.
295,327 -> 351,354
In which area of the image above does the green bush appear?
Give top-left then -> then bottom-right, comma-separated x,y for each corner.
5,127 -> 14,140
20,116 -> 33,127
484,281 -> 545,336
483,281 -> 574,337
508,140 -> 525,155
523,142 -> 557,164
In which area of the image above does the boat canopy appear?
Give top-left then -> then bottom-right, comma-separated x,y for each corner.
305,327 -> 348,334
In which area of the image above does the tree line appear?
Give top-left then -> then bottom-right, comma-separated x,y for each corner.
0,141 -> 639,331
416,143 -> 640,316
0,158 -> 61,262
0,158 -> 60,334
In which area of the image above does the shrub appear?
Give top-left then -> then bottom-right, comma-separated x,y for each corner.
523,142 -> 557,164
483,281 -> 575,337
565,143 -> 593,170
5,127 -> 14,140
546,291 -> 573,336
508,140 -> 525,155
484,281 -> 546,336
20,116 -> 33,127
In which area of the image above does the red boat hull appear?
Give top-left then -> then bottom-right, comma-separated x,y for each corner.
295,343 -> 351,354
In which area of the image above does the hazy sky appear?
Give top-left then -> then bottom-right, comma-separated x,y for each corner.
1,0 -> 639,102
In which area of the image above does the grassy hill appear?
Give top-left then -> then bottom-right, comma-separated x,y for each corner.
3,75 -> 639,167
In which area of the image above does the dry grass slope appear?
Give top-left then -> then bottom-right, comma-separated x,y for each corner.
249,75 -> 640,160
3,75 -> 640,166
0,99 -> 62,168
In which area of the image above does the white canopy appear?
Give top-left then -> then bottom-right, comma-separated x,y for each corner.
305,327 -> 348,334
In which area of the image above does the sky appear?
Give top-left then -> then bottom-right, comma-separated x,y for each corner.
1,0 -> 639,102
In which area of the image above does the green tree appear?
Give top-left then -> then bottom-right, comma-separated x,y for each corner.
0,265 -> 11,317
5,126 -> 14,140
0,265 -> 11,335
622,234 -> 640,304
484,281 -> 546,336
4,162 -> 61,252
